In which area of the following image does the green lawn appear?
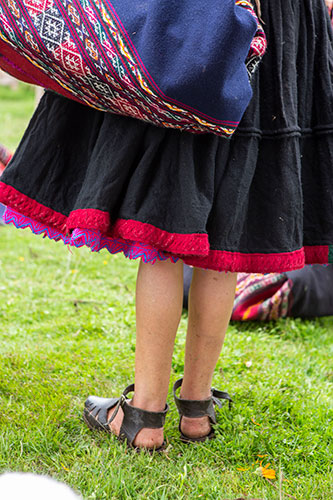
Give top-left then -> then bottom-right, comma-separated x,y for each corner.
0,83 -> 35,151
0,84 -> 332,499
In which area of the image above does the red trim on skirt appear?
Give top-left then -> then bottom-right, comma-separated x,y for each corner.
0,182 -> 329,272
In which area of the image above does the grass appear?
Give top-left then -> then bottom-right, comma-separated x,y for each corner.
0,83 -> 35,151
0,84 -> 333,499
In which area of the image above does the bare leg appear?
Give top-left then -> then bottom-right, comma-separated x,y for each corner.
180,268 -> 237,438
108,259 -> 183,448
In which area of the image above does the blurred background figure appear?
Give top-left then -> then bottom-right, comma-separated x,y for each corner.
183,264 -> 333,320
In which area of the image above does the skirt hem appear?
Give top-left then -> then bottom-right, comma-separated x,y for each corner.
2,202 -> 331,273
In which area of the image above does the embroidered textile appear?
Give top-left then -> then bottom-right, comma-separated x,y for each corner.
232,273 -> 292,320
0,0 -> 266,137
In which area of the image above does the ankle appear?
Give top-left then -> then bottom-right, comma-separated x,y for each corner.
180,390 -> 211,401
180,377 -> 212,401
131,395 -> 166,413
180,385 -> 211,401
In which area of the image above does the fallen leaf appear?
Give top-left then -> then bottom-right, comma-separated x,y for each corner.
255,465 -> 276,480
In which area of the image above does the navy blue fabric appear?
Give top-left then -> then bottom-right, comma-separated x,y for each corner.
110,0 -> 257,122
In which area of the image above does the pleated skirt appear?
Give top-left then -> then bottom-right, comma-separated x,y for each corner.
0,0 -> 333,272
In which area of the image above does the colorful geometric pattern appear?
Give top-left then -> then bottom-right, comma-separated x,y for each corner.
0,0 -> 266,137
232,272 -> 292,320
3,207 -> 179,264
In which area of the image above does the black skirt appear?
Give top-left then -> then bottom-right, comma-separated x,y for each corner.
0,0 -> 333,272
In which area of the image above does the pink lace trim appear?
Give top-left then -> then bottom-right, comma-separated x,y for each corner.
0,182 -> 329,272
3,207 -> 178,264
0,182 -> 209,256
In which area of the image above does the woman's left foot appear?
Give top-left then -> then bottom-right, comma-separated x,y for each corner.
178,415 -> 211,440
173,378 -> 232,442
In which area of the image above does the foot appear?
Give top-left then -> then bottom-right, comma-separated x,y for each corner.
107,400 -> 165,449
179,383 -> 212,439
180,415 -> 211,440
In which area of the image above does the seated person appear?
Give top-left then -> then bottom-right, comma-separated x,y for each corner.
183,264 -> 333,320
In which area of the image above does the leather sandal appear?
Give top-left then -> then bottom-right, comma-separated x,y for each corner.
173,378 -> 232,443
83,384 -> 169,452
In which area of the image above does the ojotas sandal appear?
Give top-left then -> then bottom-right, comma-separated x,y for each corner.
173,378 -> 232,443
83,384 -> 169,452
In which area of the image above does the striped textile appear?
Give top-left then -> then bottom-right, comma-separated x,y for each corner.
0,1 -> 266,137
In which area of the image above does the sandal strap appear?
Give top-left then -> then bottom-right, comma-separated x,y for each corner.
120,401 -> 169,445
109,384 -> 169,445
106,384 -> 136,425
211,389 -> 233,409
173,378 -> 232,424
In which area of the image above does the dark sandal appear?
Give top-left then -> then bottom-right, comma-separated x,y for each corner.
83,384 -> 169,452
173,378 -> 232,443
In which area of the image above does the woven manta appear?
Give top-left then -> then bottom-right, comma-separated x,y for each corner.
0,0 -> 266,137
